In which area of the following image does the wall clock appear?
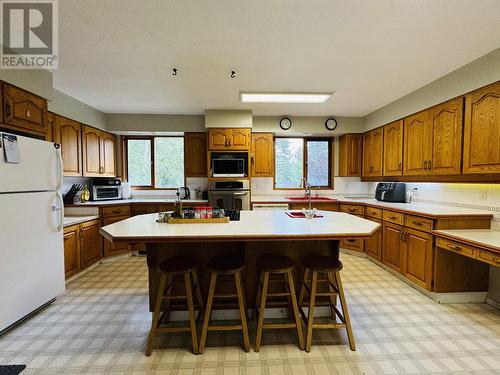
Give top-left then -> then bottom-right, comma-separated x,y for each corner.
279,117 -> 292,130
325,117 -> 338,131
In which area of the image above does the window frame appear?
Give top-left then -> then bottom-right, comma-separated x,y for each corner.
122,135 -> 185,190
273,136 -> 333,190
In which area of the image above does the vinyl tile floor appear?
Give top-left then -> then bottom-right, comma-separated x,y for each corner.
0,254 -> 499,375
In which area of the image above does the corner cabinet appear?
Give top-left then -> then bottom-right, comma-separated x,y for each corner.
185,132 -> 208,177
362,127 -> 383,177
339,133 -> 362,177
208,128 -> 251,150
463,81 -> 500,174
52,113 -> 82,177
383,120 -> 403,176
82,125 -> 116,177
251,133 -> 274,177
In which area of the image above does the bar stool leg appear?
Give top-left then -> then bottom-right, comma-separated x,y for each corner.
199,272 -> 217,354
297,268 -> 309,307
191,270 -> 205,314
234,272 -> 250,352
326,272 -> 337,321
287,270 -> 305,350
305,270 -> 318,353
254,271 -> 269,352
184,273 -> 199,354
253,270 -> 263,321
334,271 -> 356,351
146,272 -> 168,356
160,275 -> 172,325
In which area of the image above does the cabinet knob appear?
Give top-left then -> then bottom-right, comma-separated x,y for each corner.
428,160 -> 432,170
424,160 -> 428,170
399,162 -> 402,171
447,244 -> 462,252
26,109 -> 31,118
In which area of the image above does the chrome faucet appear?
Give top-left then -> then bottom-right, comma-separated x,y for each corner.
302,177 -> 312,210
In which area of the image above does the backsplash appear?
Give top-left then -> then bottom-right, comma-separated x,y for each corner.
251,177 -> 370,196
131,178 -> 208,199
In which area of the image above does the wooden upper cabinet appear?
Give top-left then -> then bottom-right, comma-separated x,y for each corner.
430,97 -> 463,175
362,127 -> 383,177
339,133 -> 362,177
251,133 -> 274,177
82,125 -> 116,177
80,219 -> 101,269
184,132 -> 208,177
52,113 -> 82,177
383,120 -> 403,176
208,128 -> 251,150
2,82 -> 47,137
403,109 -> 432,176
101,133 -> 116,177
463,81 -> 500,174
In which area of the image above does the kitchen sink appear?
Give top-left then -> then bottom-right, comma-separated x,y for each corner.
286,211 -> 324,218
286,196 -> 338,201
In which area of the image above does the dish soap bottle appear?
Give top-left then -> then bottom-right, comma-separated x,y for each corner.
81,185 -> 90,202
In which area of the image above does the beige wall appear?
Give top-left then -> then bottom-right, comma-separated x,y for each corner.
253,116 -> 364,135
106,114 -> 204,133
205,110 -> 252,128
364,48 -> 500,130
0,69 -> 53,100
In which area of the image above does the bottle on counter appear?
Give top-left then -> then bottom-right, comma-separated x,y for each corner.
80,185 -> 90,202
174,192 -> 184,218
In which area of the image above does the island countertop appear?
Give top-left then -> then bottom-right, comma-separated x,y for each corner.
100,210 -> 380,243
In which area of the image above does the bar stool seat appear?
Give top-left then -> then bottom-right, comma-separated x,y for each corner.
298,254 -> 355,352
146,255 -> 204,356
199,255 -> 250,353
254,254 -> 304,352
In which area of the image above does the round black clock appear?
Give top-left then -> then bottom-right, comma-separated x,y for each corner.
279,117 -> 292,130
325,117 -> 338,131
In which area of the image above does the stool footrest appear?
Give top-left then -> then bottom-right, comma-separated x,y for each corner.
213,293 -> 238,299
263,323 -> 297,329
207,325 -> 243,331
157,326 -> 192,333
312,323 -> 346,329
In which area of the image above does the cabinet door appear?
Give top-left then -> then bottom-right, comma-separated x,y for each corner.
430,97 -> 463,175
2,83 -> 47,136
403,110 -> 432,175
383,222 -> 403,273
339,134 -> 362,176
251,133 -> 274,176
340,238 -> 364,252
102,215 -> 130,257
463,81 -> 500,174
101,133 -> 116,177
63,225 -> 80,279
365,218 -> 382,261
228,128 -> 251,150
82,125 -> 102,176
383,120 -> 403,176
80,220 -> 102,269
53,114 -> 82,176
370,128 -> 384,176
184,133 -> 207,177
208,128 -> 230,150
403,228 -> 433,289
362,131 -> 372,176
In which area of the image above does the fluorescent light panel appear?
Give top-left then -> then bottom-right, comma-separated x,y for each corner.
240,92 -> 332,103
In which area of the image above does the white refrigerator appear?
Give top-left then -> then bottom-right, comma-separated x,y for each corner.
0,132 -> 65,334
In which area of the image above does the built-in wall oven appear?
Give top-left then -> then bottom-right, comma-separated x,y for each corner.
208,180 -> 250,211
90,178 -> 122,201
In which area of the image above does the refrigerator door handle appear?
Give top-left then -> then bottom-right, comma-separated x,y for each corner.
52,191 -> 64,232
56,148 -> 63,190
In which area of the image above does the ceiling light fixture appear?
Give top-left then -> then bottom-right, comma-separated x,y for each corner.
240,92 -> 332,103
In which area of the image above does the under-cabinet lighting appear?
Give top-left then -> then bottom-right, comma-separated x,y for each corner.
240,92 -> 332,103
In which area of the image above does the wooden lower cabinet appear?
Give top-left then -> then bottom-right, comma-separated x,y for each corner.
63,219 -> 102,279
102,214 -> 130,257
403,228 -> 434,289
340,238 -> 364,252
382,222 -> 404,273
365,218 -> 382,261
289,202 -> 339,211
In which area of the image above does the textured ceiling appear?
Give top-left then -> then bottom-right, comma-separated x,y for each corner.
53,0 -> 500,116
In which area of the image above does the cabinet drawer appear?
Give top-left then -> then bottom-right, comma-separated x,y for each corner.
477,250 -> 500,267
436,237 -> 475,257
340,204 -> 365,215
383,210 -> 404,225
102,205 -> 131,217
404,215 -> 433,232
340,238 -> 364,252
365,207 -> 382,219
102,214 -> 130,226
131,204 -> 159,215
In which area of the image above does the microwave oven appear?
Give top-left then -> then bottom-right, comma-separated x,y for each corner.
212,158 -> 245,177
90,178 -> 122,201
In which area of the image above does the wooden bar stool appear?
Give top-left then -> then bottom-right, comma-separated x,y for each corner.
146,255 -> 204,356
254,254 -> 304,352
199,255 -> 250,353
298,254 -> 355,352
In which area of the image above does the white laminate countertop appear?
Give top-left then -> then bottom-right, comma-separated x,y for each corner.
67,198 -> 208,206
63,215 -> 100,227
251,195 -> 493,218
100,210 -> 380,243
433,229 -> 500,253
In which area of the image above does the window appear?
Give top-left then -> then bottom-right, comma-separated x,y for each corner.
274,137 -> 331,189
125,137 -> 184,189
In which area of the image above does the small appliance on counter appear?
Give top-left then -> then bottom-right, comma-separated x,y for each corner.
90,178 -> 122,201
375,182 -> 406,202
121,182 -> 132,199
177,186 -> 190,199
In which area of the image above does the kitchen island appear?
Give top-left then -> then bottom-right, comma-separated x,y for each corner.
100,210 -> 380,308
